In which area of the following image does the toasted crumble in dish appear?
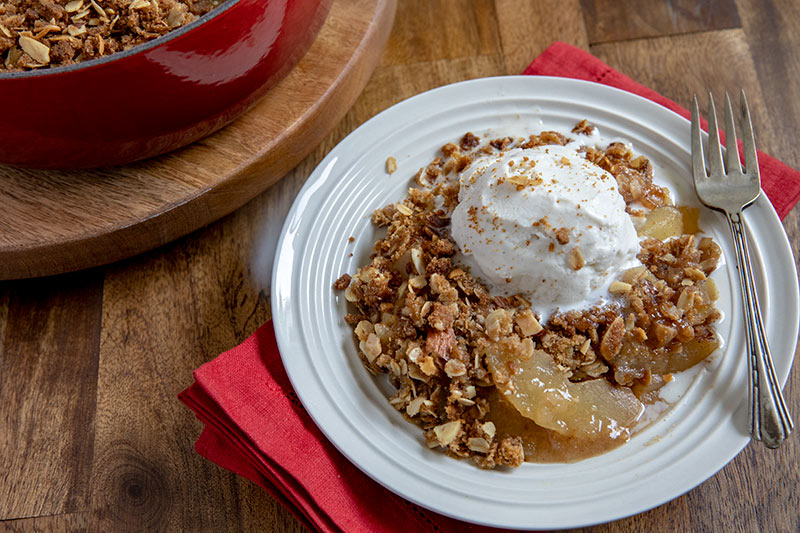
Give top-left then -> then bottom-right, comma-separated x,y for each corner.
334,121 -> 722,469
0,0 -> 221,71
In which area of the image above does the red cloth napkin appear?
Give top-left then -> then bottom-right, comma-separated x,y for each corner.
179,42 -> 800,532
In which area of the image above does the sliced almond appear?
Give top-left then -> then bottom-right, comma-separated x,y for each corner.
35,24 -> 61,39
684,267 -> 706,281
67,24 -> 86,37
354,320 -> 373,341
395,202 -> 413,216
433,421 -> 461,446
361,332 -> 381,362
72,8 -> 91,20
408,275 -> 427,289
514,309 -> 542,336
388,395 -> 405,406
90,0 -> 107,18
579,338 -> 591,354
698,237 -> 714,250
447,268 -> 464,279
467,437 -> 490,453
18,35 -> 50,64
396,281 -> 407,299
420,300 -> 432,319
406,345 -> 422,363
513,294 -> 532,307
506,173 -> 528,187
373,322 -> 390,339
129,0 -> 150,9
406,397 -> 426,417
599,316 -> 625,361
407,364 -> 428,382
167,6 -> 184,27
624,312 -> 636,330
344,283 -> 358,303
485,308 -> 512,340
481,421 -> 496,439
6,47 -> 23,68
65,0 -> 84,12
622,265 -> 647,284
410,247 -> 425,275
608,281 -> 632,295
706,278 -> 719,301
414,167 -> 431,187
0,23 -> 12,38
444,359 -> 466,378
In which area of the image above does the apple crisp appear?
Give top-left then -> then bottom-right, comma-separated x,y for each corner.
334,122 -> 722,468
0,0 -> 220,71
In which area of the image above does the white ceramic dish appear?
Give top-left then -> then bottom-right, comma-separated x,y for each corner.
270,76 -> 799,530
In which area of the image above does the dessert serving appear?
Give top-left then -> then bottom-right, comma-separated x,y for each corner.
334,121 -> 722,468
0,0 -> 220,70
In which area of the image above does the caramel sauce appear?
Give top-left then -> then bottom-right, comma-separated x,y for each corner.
484,331 -> 718,463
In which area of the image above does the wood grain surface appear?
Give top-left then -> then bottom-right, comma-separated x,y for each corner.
0,0 -> 395,280
2,0 -> 799,531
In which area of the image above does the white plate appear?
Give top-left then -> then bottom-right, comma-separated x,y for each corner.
270,76 -> 799,530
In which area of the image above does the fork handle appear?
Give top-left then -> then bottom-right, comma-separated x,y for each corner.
727,211 -> 793,448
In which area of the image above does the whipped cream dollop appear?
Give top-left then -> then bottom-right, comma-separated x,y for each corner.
450,144 -> 640,310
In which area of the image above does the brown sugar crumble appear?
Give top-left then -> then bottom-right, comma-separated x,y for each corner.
0,0 -> 221,71
459,131 -> 480,150
554,227 -> 570,245
335,123 -> 722,468
571,118 -> 595,135
333,273 -> 351,291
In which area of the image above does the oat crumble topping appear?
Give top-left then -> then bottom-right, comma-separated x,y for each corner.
335,123 -> 722,468
0,0 -> 220,71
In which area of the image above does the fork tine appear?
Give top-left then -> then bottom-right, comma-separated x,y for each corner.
691,94 -> 706,181
724,92 -> 742,173
706,92 -> 725,177
740,90 -> 760,182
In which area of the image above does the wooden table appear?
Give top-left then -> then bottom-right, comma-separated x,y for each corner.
2,1 -> 798,531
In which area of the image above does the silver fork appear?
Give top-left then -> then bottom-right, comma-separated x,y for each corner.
691,91 -> 793,448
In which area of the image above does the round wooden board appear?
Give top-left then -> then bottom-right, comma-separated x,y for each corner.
0,0 -> 396,280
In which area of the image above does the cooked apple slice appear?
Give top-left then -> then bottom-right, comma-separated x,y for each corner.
638,206 -> 683,240
615,335 -> 718,379
485,348 -> 644,440
638,205 -> 702,240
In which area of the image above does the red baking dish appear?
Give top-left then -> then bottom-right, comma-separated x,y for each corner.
0,0 -> 332,169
